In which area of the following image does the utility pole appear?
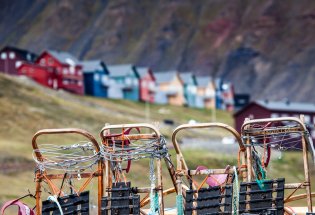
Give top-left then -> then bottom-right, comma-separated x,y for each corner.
145,94 -> 150,122
212,106 -> 216,122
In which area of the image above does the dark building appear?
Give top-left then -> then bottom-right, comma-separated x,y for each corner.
234,100 -> 315,141
0,46 -> 37,75
234,94 -> 250,111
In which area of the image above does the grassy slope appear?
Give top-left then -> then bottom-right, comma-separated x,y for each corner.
0,74 -> 314,210
0,73 -> 231,203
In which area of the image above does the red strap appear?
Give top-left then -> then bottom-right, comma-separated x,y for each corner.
1,199 -> 35,215
104,127 -> 141,173
122,127 -> 140,173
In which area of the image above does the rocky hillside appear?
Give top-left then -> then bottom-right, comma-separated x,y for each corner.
1,0 -> 315,102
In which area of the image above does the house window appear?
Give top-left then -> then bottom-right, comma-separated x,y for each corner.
53,79 -> 58,89
9,52 -> 15,59
26,53 -> 32,61
48,58 -> 53,65
69,66 -> 75,75
133,79 -> 138,86
190,86 -> 197,94
78,71 -> 82,76
1,52 -> 7,59
101,76 -> 108,85
125,77 -> 132,85
40,58 -> 46,65
63,68 -> 68,75
63,80 -> 69,85
142,81 -> 147,88
48,79 -> 52,85
78,81 -> 82,86
293,114 -> 299,118
271,113 -> 279,118
149,82 -> 155,90
304,115 -> 311,123
94,74 -> 100,81
15,61 -> 22,68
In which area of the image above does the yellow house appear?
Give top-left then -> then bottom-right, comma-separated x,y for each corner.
195,76 -> 216,109
154,71 -> 185,106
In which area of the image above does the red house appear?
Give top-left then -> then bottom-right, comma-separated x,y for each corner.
0,46 -> 37,75
136,67 -> 156,103
234,100 -> 315,141
35,50 -> 84,95
18,63 -> 57,88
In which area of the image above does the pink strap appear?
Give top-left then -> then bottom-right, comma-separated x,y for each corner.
1,199 -> 35,215
196,166 -> 228,187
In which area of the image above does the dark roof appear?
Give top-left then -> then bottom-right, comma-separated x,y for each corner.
256,100 -> 315,112
195,76 -> 212,87
235,100 -> 315,116
81,60 -> 108,74
47,50 -> 80,65
107,64 -> 138,77
154,71 -> 178,84
179,73 -> 196,85
1,46 -> 37,62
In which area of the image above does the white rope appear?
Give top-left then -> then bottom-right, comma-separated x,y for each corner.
47,195 -> 63,215
232,166 -> 239,215
102,136 -> 167,162
33,142 -> 100,172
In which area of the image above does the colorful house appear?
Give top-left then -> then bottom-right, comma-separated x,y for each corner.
215,78 -> 234,111
107,64 -> 139,101
195,76 -> 216,109
18,63 -> 57,88
179,73 -> 197,107
137,67 -> 156,103
154,71 -> 185,106
35,50 -> 84,95
0,46 -> 37,75
81,60 -> 109,98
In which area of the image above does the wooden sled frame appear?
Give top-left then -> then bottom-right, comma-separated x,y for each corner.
241,116 -> 314,214
171,122 -> 248,213
100,123 -> 177,215
32,128 -> 104,215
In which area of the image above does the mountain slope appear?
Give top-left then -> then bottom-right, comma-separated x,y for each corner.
1,0 -> 315,102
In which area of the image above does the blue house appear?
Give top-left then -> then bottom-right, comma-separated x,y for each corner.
82,60 -> 109,97
179,73 -> 197,107
107,64 -> 140,101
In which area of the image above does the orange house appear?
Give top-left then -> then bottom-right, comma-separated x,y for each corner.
154,71 -> 185,106
195,76 -> 216,109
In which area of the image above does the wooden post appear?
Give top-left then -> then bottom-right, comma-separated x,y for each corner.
244,118 -> 252,182
98,161 -> 104,215
240,151 -> 248,182
35,173 -> 42,215
300,115 -> 313,212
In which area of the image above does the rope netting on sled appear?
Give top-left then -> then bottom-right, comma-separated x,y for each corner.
241,117 -> 315,196
101,135 -> 168,162
242,119 -> 315,162
33,141 -> 101,172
